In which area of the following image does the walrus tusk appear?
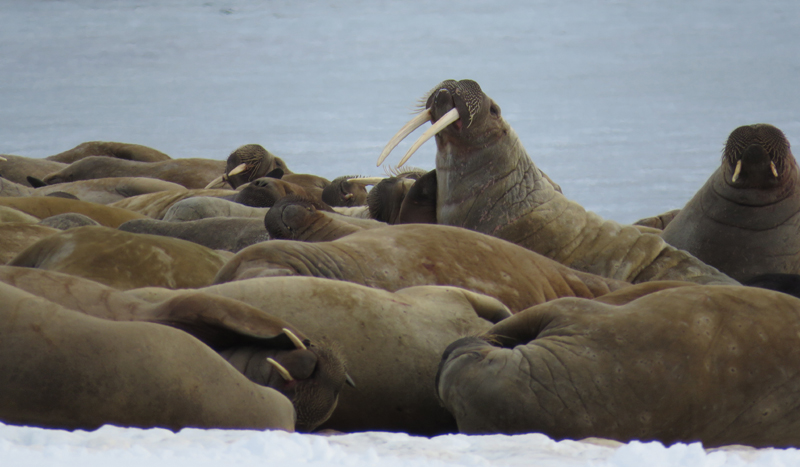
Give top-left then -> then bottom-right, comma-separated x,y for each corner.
283,327 -> 308,351
204,162 -> 249,189
0,156 -> 6,162
397,107 -> 461,167
732,160 -> 742,182
771,161 -> 779,177
377,109 -> 432,166
345,374 -> 356,388
266,357 -> 294,382
347,177 -> 385,186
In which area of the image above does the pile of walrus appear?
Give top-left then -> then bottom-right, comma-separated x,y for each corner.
2,79 -> 800,448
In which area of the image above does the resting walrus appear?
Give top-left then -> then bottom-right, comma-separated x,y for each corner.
214,224 -> 629,313
0,282 -> 296,432
661,124 -> 800,282
436,283 -> 800,448
377,79 -> 735,285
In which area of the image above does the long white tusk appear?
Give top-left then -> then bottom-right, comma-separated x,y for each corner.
397,107 -> 460,167
227,163 -> 248,177
0,156 -> 6,162
347,177 -> 385,186
283,328 -> 308,351
377,109 -> 432,167
771,161 -> 779,178
266,357 -> 294,382
204,175 -> 226,189
732,160 -> 742,182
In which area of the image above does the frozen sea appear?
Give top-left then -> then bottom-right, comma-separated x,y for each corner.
2,1 -> 800,465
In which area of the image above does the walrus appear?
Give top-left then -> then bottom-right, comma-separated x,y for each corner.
0,155 -> 67,186
0,266 -> 347,432
0,196 -> 145,227
42,156 -> 226,189
0,281 -> 296,432
214,224 -> 629,313
214,144 -> 293,189
0,205 -> 40,224
108,189 -> 236,219
264,195 -> 383,242
38,213 -> 100,230
367,169 -> 426,223
661,124 -> 800,282
45,141 -> 172,163
0,176 -> 33,197
377,79 -> 735,285
435,283 -> 800,448
28,177 -> 187,204
132,276 -> 513,435
234,176 -> 315,208
162,196 -> 271,222
396,169 -> 439,224
321,175 -> 370,207
9,226 -> 229,290
0,224 -> 60,264
633,209 -> 681,230
119,217 -> 270,252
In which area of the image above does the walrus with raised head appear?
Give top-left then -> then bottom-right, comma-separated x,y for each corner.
214,224 -> 629,313
661,124 -> 800,282
436,282 -> 800,448
0,281 -> 296,432
377,79 -> 735,285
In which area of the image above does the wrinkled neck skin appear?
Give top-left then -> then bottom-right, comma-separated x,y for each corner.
436,126 -> 557,235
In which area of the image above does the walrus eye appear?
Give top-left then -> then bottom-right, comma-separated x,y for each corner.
490,105 -> 500,117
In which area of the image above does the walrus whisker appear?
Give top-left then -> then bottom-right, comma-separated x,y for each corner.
283,327 -> 308,350
732,160 -> 742,182
266,357 -> 295,382
398,107 -> 460,167
771,161 -> 779,177
347,177 -> 385,186
377,109 -> 432,166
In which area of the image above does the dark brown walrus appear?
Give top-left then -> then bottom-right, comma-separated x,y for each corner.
377,79 -> 736,285
0,266 -> 347,432
214,144 -> 293,189
0,196 -> 145,227
661,124 -> 800,283
0,281 -> 295,432
435,282 -> 800,448
42,156 -> 226,189
214,224 -> 629,313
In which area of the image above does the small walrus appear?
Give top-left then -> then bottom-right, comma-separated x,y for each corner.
661,124 -> 800,282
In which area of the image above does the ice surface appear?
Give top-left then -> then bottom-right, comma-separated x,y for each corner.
2,1 -> 800,465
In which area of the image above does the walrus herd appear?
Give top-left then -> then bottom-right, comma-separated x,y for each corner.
1,80 -> 800,448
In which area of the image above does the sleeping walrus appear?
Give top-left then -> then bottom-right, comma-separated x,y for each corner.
436,282 -> 800,448
377,79 -> 735,285
661,124 -> 800,282
213,224 -> 629,313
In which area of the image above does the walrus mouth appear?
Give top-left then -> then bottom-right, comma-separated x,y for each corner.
203,162 -> 248,189
376,107 -> 460,167
730,160 -> 779,182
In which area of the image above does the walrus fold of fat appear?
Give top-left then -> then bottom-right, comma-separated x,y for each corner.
378,79 -> 736,285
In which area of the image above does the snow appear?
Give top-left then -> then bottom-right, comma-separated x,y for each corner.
2,1 -> 800,465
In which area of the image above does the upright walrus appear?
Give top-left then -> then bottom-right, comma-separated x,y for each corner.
661,124 -> 800,282
377,79 -> 735,285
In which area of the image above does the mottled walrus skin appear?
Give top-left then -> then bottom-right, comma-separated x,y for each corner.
0,224 -> 60,264
0,196 -> 145,227
214,224 -> 629,313
119,217 -> 270,253
9,226 -> 228,290
0,282 -> 295,432
435,283 -> 800,448
661,124 -> 800,283
264,195 -> 382,242
0,266 -> 347,432
381,80 -> 735,285
46,141 -> 172,163
42,156 -> 226,189
108,189 -> 235,219
30,177 -> 187,205
0,155 -> 66,186
162,196 -> 270,222
185,276 -> 513,435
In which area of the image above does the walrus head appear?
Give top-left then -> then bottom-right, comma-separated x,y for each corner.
723,124 -> 793,189
321,175 -> 370,207
217,144 -> 291,189
377,79 -> 506,168
264,195 -> 335,240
